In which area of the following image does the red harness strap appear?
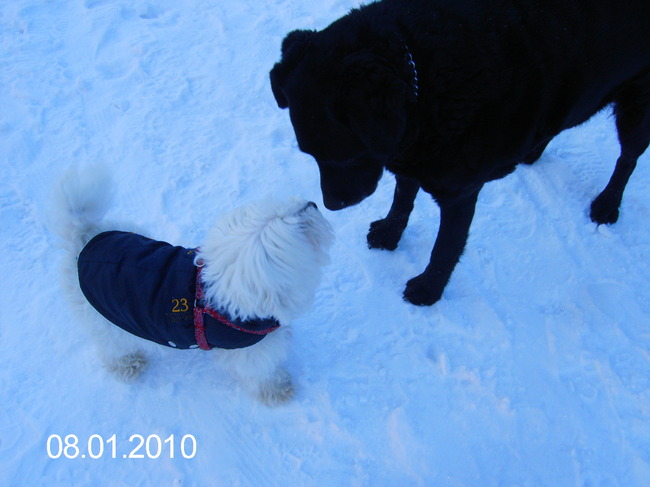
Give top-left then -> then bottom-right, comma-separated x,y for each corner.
193,266 -> 280,351
194,266 -> 212,351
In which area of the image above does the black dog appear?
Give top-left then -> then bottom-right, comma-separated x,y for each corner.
270,0 -> 650,305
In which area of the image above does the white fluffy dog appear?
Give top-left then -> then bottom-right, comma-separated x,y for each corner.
51,165 -> 333,406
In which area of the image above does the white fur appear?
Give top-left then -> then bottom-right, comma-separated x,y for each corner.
198,199 -> 333,323
52,164 -> 333,406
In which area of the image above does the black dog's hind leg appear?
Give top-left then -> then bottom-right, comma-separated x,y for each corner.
522,138 -> 552,165
404,187 -> 482,306
368,175 -> 420,250
591,78 -> 650,224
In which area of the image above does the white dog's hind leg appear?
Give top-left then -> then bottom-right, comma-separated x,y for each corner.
86,321 -> 150,383
53,164 -> 153,384
59,251 -> 149,382
107,351 -> 149,383
91,318 -> 153,383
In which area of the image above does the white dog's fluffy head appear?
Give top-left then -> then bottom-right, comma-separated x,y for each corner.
197,199 -> 334,323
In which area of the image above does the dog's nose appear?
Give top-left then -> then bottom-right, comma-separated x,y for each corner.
298,201 -> 318,215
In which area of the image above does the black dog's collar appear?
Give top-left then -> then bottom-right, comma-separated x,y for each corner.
403,44 -> 419,100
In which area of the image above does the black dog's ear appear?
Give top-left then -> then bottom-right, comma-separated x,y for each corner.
270,65 -> 290,108
334,51 -> 410,154
270,30 -> 314,109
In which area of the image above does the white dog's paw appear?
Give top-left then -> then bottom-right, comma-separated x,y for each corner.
257,368 -> 295,406
108,351 -> 148,382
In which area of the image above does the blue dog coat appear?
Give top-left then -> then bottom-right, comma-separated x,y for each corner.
77,231 -> 280,350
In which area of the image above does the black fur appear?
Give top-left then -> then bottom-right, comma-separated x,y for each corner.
270,0 -> 650,305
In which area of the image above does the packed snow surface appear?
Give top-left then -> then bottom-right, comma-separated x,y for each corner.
1,1 -> 649,486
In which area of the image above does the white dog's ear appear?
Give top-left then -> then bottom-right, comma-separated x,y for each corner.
199,201 -> 332,323
251,203 -> 333,320
333,51 -> 410,154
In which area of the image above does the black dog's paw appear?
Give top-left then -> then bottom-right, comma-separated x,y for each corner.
367,218 -> 405,251
590,193 -> 620,225
403,273 -> 444,306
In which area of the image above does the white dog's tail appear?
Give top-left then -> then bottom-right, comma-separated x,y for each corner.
50,164 -> 114,253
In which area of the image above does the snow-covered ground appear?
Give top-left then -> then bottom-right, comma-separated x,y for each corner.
1,1 -> 649,485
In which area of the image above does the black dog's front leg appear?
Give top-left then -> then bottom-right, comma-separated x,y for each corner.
367,175 -> 420,250
404,188 -> 481,306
